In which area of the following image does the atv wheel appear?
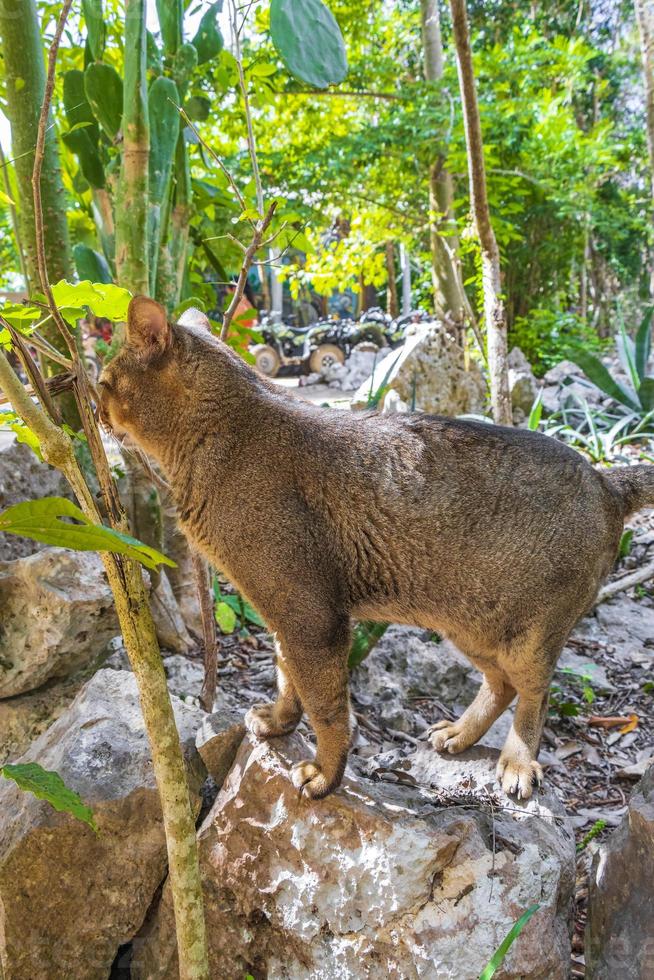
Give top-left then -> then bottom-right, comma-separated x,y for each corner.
253,344 -> 281,378
309,343 -> 345,374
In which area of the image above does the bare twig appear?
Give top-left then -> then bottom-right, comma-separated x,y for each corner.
5,322 -> 60,422
175,104 -> 251,221
221,202 -> 278,341
192,553 -> 219,711
230,0 -> 264,216
596,559 -> 654,603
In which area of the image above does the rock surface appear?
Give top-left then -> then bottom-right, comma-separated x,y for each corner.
508,346 -> 539,418
0,548 -> 119,697
133,734 -> 575,980
0,669 -> 206,980
352,321 -> 486,417
586,764 -> 654,978
0,442 -> 71,561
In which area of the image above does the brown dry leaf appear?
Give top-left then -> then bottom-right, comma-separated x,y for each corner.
618,713 -> 639,735
587,715 -> 636,730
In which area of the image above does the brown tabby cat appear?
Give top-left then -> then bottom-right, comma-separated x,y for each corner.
98,296 -> 654,801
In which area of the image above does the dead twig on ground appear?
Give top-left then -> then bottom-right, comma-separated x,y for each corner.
596,558 -> 654,603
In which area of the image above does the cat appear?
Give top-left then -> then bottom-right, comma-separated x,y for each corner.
98,296 -> 654,800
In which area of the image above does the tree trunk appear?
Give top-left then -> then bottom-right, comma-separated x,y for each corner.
399,243 -> 412,314
115,0 -> 150,294
635,0 -> 654,297
449,0 -> 512,425
421,0 -> 468,328
0,0 -> 74,396
385,241 -> 399,318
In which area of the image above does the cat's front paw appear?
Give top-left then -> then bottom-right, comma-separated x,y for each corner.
244,703 -> 296,739
496,755 -> 543,800
291,760 -> 334,799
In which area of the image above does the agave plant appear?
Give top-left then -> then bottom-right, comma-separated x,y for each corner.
572,310 -> 653,416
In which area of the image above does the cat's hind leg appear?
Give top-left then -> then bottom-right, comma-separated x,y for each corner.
430,666 -> 515,754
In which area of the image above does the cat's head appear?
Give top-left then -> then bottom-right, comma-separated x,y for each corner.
97,295 -> 214,459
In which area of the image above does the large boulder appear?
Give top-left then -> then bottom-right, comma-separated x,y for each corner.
586,764 -> 654,978
0,668 -> 208,980
507,346 -> 539,418
0,548 -> 119,697
0,442 -> 71,561
352,321 -> 486,417
133,734 -> 575,980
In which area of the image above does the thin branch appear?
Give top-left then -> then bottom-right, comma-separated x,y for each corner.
596,559 -> 654,604
192,553 -> 219,712
5,322 -> 60,423
230,0 -> 264,216
221,202 -> 278,341
175,104 -> 251,221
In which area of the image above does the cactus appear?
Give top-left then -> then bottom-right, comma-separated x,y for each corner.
148,76 -> 180,290
173,41 -> 198,99
155,0 -> 183,55
62,70 -> 106,189
84,63 -> 124,140
192,1 -> 224,64
81,0 -> 105,61
270,0 -> 348,89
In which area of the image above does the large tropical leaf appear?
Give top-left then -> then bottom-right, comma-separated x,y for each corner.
0,498 -> 175,571
270,0 -> 348,89
1,762 -> 97,832
73,244 -> 112,285
571,350 -> 640,412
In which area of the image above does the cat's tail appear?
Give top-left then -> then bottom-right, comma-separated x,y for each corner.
605,465 -> 654,517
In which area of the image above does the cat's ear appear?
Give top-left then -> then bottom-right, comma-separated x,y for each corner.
126,296 -> 171,359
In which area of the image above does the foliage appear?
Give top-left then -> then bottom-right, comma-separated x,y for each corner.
1,762 -> 97,832
0,497 -> 176,571
348,620 -> 388,669
577,819 -> 607,852
213,578 -> 265,635
478,904 -> 540,980
572,312 -> 654,416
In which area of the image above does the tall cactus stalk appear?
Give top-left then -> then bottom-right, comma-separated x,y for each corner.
115,0 -> 150,294
0,0 -> 77,421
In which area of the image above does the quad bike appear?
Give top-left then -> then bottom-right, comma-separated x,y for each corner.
251,314 -> 387,378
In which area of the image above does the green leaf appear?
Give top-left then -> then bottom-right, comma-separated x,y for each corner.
270,0 -> 348,89
82,0 -> 105,61
638,377 -> 654,413
215,600 -> 237,634
63,69 -> 99,139
0,188 -> 15,206
63,128 -> 106,189
570,350 -> 640,412
192,1 -> 224,64
73,245 -> 112,285
0,497 -> 175,572
527,390 -> 543,431
349,621 -> 388,668
1,762 -> 98,832
84,63 -> 123,139
51,280 -> 131,320
635,308 -> 653,383
478,905 -> 540,980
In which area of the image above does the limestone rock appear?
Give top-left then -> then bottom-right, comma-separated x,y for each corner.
0,669 -> 88,765
0,442 -> 71,561
133,734 -> 575,980
149,569 -> 193,653
586,764 -> 654,978
352,322 -> 486,417
0,548 -> 119,698
0,668 -> 205,980
507,346 -> 539,418
195,707 -> 245,785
